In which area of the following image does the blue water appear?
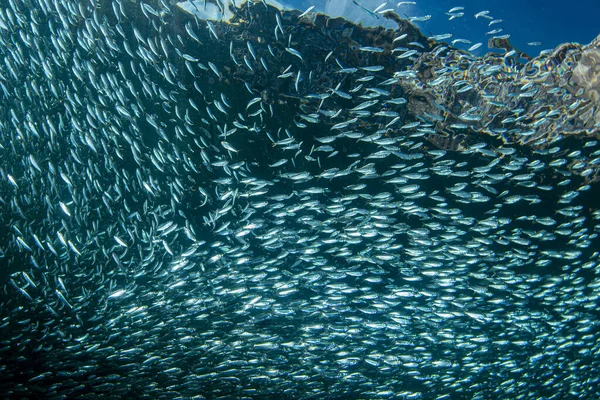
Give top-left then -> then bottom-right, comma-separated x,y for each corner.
274,0 -> 599,55
409,0 -> 599,54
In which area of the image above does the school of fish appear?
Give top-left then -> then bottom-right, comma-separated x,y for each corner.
0,0 -> 599,398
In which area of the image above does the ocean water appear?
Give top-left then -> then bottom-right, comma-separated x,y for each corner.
0,0 -> 599,399
242,0 -> 600,55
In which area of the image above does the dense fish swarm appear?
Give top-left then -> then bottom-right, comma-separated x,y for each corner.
1,0 -> 599,398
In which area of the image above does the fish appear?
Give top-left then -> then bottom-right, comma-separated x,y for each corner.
298,6 -> 316,19
468,42 -> 483,51
246,40 -> 257,60
475,10 -> 493,19
352,0 -> 380,19
285,47 -> 303,61
184,22 -> 201,44
206,20 -> 219,40
0,1 -> 598,399
398,49 -> 419,58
